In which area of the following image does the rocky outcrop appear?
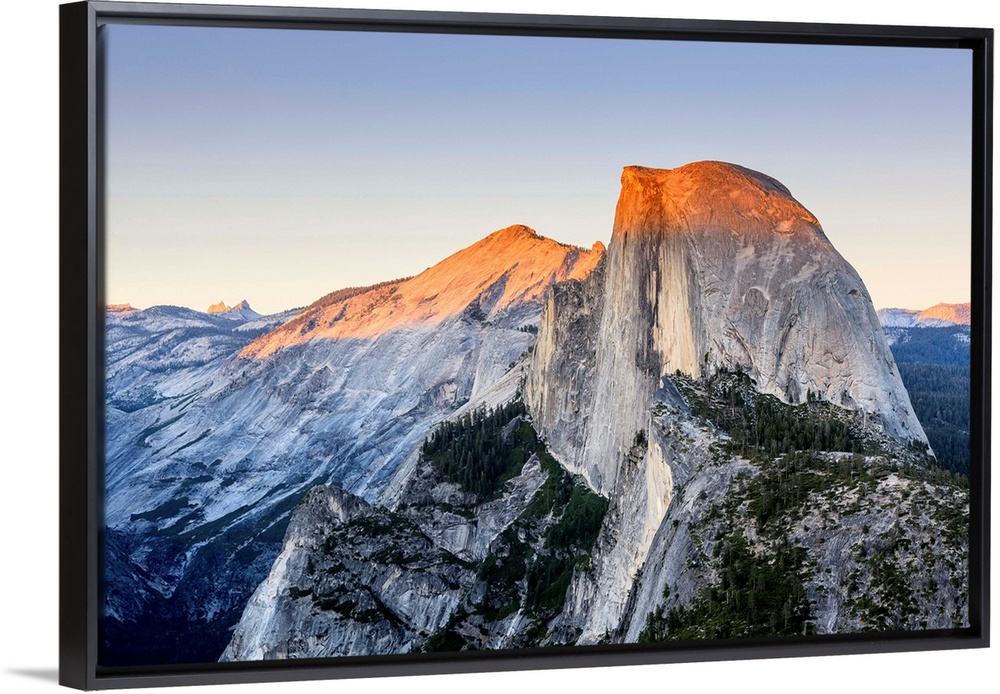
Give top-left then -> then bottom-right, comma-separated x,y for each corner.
527,161 -> 931,642
222,409 -> 609,659
398,453 -> 548,562
617,377 -> 968,641
221,486 -> 472,660
524,258 -> 606,484
205,299 -> 262,322
550,428 -> 674,643
207,301 -> 233,314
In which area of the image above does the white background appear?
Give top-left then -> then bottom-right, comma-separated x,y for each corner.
1,1 -> 995,693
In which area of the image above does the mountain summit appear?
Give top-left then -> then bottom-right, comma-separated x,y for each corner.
207,300 -> 232,314
616,162 -> 824,241
242,225 -> 603,359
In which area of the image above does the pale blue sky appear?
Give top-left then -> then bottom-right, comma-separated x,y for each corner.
103,23 -> 972,314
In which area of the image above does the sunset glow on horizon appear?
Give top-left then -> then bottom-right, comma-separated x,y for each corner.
103,23 -> 972,315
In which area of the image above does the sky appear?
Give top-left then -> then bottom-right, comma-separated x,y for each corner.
102,23 -> 972,315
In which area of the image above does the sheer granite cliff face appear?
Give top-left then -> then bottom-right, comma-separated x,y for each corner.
530,161 -> 926,493
527,161 -> 929,641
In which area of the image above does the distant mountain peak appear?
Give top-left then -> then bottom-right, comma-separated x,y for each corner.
106,303 -> 138,315
919,302 -> 970,325
207,299 -> 257,315
878,302 -> 970,328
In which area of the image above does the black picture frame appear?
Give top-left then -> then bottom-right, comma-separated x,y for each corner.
59,1 -> 992,690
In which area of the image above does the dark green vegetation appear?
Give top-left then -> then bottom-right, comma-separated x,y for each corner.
471,452 -> 608,626
896,363 -> 970,476
673,367 -> 871,456
641,532 -> 812,641
888,326 -> 970,477
421,400 -> 534,500
887,326 -> 970,366
416,405 -> 608,649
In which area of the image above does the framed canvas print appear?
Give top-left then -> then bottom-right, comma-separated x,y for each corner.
59,0 -> 991,690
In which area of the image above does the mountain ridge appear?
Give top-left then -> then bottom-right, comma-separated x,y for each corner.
878,302 -> 971,328
240,224 -> 604,359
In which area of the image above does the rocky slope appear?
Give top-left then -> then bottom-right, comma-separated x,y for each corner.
618,370 -> 967,643
220,485 -> 474,660
226,370 -> 967,660
223,403 -> 607,659
103,226 -> 602,665
104,301 -> 294,415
